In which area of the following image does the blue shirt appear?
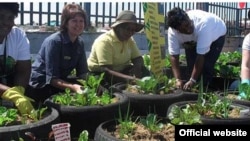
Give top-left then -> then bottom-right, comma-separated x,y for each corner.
29,31 -> 88,88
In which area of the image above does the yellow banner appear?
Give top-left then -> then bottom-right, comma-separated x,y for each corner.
143,2 -> 166,77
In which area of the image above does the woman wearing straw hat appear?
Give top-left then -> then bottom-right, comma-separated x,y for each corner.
88,10 -> 150,87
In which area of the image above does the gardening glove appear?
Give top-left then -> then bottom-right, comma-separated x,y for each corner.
1,86 -> 35,115
238,79 -> 250,99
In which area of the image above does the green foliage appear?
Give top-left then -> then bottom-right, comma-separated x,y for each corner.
29,107 -> 48,122
0,106 -> 18,126
140,113 -> 164,133
216,51 -> 241,65
52,73 -> 114,106
238,83 -> 250,100
168,104 -> 201,125
117,107 -> 168,140
214,51 -> 241,78
142,54 -> 151,70
168,92 -> 235,125
129,75 -> 177,94
117,104 -> 137,139
0,105 -> 49,127
78,130 -> 89,141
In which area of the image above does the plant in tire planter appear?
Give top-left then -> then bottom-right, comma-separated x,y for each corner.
0,103 -> 60,141
44,73 -> 129,139
167,91 -> 250,125
94,112 -> 175,141
218,83 -> 250,107
212,51 -> 241,90
110,75 -> 186,117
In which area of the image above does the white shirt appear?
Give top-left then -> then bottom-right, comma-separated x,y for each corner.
242,33 -> 250,50
0,26 -> 30,60
168,9 -> 227,55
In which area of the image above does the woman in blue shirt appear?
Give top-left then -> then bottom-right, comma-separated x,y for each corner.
26,4 -> 88,104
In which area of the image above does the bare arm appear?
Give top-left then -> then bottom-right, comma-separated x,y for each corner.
241,49 -> 250,79
104,67 -> 138,80
170,55 -> 182,80
50,78 -> 83,93
190,54 -> 204,81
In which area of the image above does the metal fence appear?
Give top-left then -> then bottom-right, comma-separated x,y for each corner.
16,2 -> 250,36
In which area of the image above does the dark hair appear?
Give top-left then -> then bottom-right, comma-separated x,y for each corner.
60,3 -> 88,32
167,7 -> 189,29
0,3 -> 19,17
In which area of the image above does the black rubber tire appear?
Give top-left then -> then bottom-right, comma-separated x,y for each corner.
44,92 -> 129,139
218,91 -> 250,107
94,119 -> 121,141
167,100 -> 250,125
0,107 -> 60,141
94,116 -> 170,141
110,83 -> 184,117
181,91 -> 199,101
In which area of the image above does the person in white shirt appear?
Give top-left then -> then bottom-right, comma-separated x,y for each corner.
0,3 -> 34,115
167,7 -> 227,90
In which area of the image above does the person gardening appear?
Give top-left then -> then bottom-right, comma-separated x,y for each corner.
0,3 -> 34,115
87,10 -> 150,87
167,7 -> 226,90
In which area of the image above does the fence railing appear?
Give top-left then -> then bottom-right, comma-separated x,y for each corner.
16,2 -> 250,36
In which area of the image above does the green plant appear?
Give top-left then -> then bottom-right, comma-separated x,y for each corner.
28,107 -> 48,122
238,83 -> 250,100
0,105 -> 49,127
115,111 -> 172,140
140,113 -> 164,133
216,51 -> 241,65
0,106 -> 18,126
117,104 -> 137,139
168,79 -> 241,125
78,130 -> 89,141
168,104 -> 201,125
214,51 -> 241,79
52,73 -> 115,106
126,75 -> 177,95
143,54 -> 151,70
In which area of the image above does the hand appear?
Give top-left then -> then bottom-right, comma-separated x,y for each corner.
73,84 -> 85,94
2,86 -> 35,115
176,79 -> 184,89
183,80 -> 195,90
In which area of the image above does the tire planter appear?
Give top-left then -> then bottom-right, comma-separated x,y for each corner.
181,91 -> 199,101
44,92 -> 129,139
0,107 -> 60,141
167,100 -> 250,125
110,83 -> 186,117
218,91 -> 250,107
94,116 -> 173,141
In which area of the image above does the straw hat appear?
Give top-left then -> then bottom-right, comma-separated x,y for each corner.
111,10 -> 144,32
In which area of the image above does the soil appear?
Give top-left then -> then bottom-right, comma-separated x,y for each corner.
226,94 -> 240,100
107,122 -> 175,141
